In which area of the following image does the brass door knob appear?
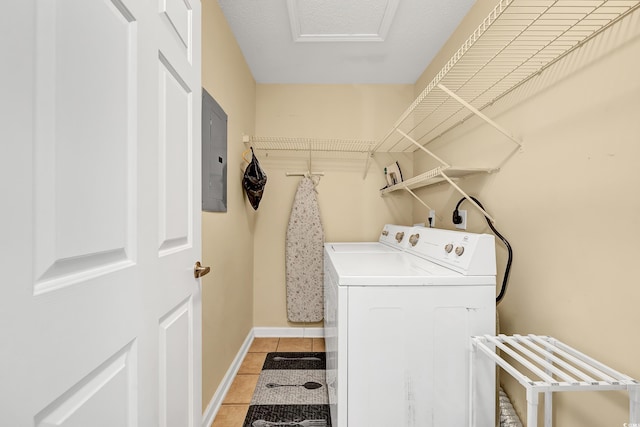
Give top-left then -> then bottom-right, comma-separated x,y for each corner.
194,261 -> 211,278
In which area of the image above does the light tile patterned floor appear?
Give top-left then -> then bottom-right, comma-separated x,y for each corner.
211,337 -> 325,427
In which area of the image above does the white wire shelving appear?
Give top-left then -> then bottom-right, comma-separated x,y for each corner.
247,0 -> 640,220
375,0 -> 640,154
380,166 -> 498,195
247,136 -> 378,178
377,0 -> 640,220
246,136 -> 376,153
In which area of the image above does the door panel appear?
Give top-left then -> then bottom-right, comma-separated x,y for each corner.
159,299 -> 194,427
33,0 -> 136,295
161,0 -> 191,50
1,0 -> 202,425
34,342 -> 137,427
158,54 -> 192,255
154,3 -> 201,425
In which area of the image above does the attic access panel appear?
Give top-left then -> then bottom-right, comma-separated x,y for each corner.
202,89 -> 227,212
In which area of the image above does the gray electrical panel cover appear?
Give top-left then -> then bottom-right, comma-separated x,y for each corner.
202,89 -> 227,212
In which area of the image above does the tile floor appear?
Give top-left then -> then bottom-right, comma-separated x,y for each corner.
211,337 -> 326,427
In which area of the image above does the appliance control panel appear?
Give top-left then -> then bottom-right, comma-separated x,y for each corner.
405,228 -> 496,275
378,224 -> 415,249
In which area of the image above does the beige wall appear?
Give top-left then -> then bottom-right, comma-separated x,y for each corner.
252,84 -> 415,326
201,1 -> 257,411
203,1 -> 640,424
411,2 -> 640,426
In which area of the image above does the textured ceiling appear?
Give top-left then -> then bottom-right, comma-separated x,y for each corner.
217,0 -> 476,84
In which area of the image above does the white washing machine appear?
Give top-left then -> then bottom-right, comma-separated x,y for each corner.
324,227 -> 496,427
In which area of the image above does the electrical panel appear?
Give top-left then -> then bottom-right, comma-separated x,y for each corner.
202,89 -> 227,212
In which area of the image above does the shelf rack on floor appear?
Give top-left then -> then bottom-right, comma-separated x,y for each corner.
471,334 -> 640,427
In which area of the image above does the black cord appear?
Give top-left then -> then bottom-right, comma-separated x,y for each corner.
455,197 -> 513,305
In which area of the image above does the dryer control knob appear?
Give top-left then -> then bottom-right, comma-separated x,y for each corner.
395,232 -> 405,243
381,230 -> 389,236
455,246 -> 465,256
409,234 -> 420,247
444,243 -> 454,253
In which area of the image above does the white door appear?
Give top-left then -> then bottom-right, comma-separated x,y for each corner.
0,0 -> 202,426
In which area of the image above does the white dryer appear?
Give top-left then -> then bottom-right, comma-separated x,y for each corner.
326,224 -> 416,253
324,227 -> 496,427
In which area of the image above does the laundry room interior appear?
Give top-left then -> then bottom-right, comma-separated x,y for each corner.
201,1 -> 640,426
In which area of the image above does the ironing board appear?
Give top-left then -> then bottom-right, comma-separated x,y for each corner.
285,177 -> 324,322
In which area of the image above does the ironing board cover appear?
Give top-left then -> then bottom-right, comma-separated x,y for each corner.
285,177 -> 324,322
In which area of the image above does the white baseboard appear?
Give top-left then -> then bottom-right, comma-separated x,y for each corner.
201,329 -> 254,427
253,326 -> 324,338
201,326 -> 324,427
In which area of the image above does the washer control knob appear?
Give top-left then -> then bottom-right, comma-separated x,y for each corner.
395,232 -> 405,243
381,230 -> 389,236
409,234 -> 420,247
444,243 -> 454,253
455,246 -> 465,256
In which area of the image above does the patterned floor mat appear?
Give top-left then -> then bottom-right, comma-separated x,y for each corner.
243,352 -> 331,427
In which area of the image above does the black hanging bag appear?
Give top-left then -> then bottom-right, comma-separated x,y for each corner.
242,147 -> 267,210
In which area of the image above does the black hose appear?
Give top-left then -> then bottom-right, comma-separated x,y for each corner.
454,197 -> 513,305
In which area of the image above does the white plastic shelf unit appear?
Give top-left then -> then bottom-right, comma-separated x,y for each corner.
471,334 -> 640,427
376,0 -> 640,219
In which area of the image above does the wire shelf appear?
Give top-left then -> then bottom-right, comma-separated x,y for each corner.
248,136 -> 376,153
380,166 -> 497,195
374,0 -> 640,153
246,0 -> 640,217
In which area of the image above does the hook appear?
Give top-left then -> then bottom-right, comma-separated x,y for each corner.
242,147 -> 252,164
307,173 -> 321,192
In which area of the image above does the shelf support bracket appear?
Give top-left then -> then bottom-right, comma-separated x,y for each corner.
395,128 -> 450,168
363,150 -> 373,180
402,186 -> 433,211
437,84 -> 523,149
439,171 -> 496,223
307,142 -> 313,174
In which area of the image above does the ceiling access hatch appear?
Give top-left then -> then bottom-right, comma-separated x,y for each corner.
286,0 -> 400,42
